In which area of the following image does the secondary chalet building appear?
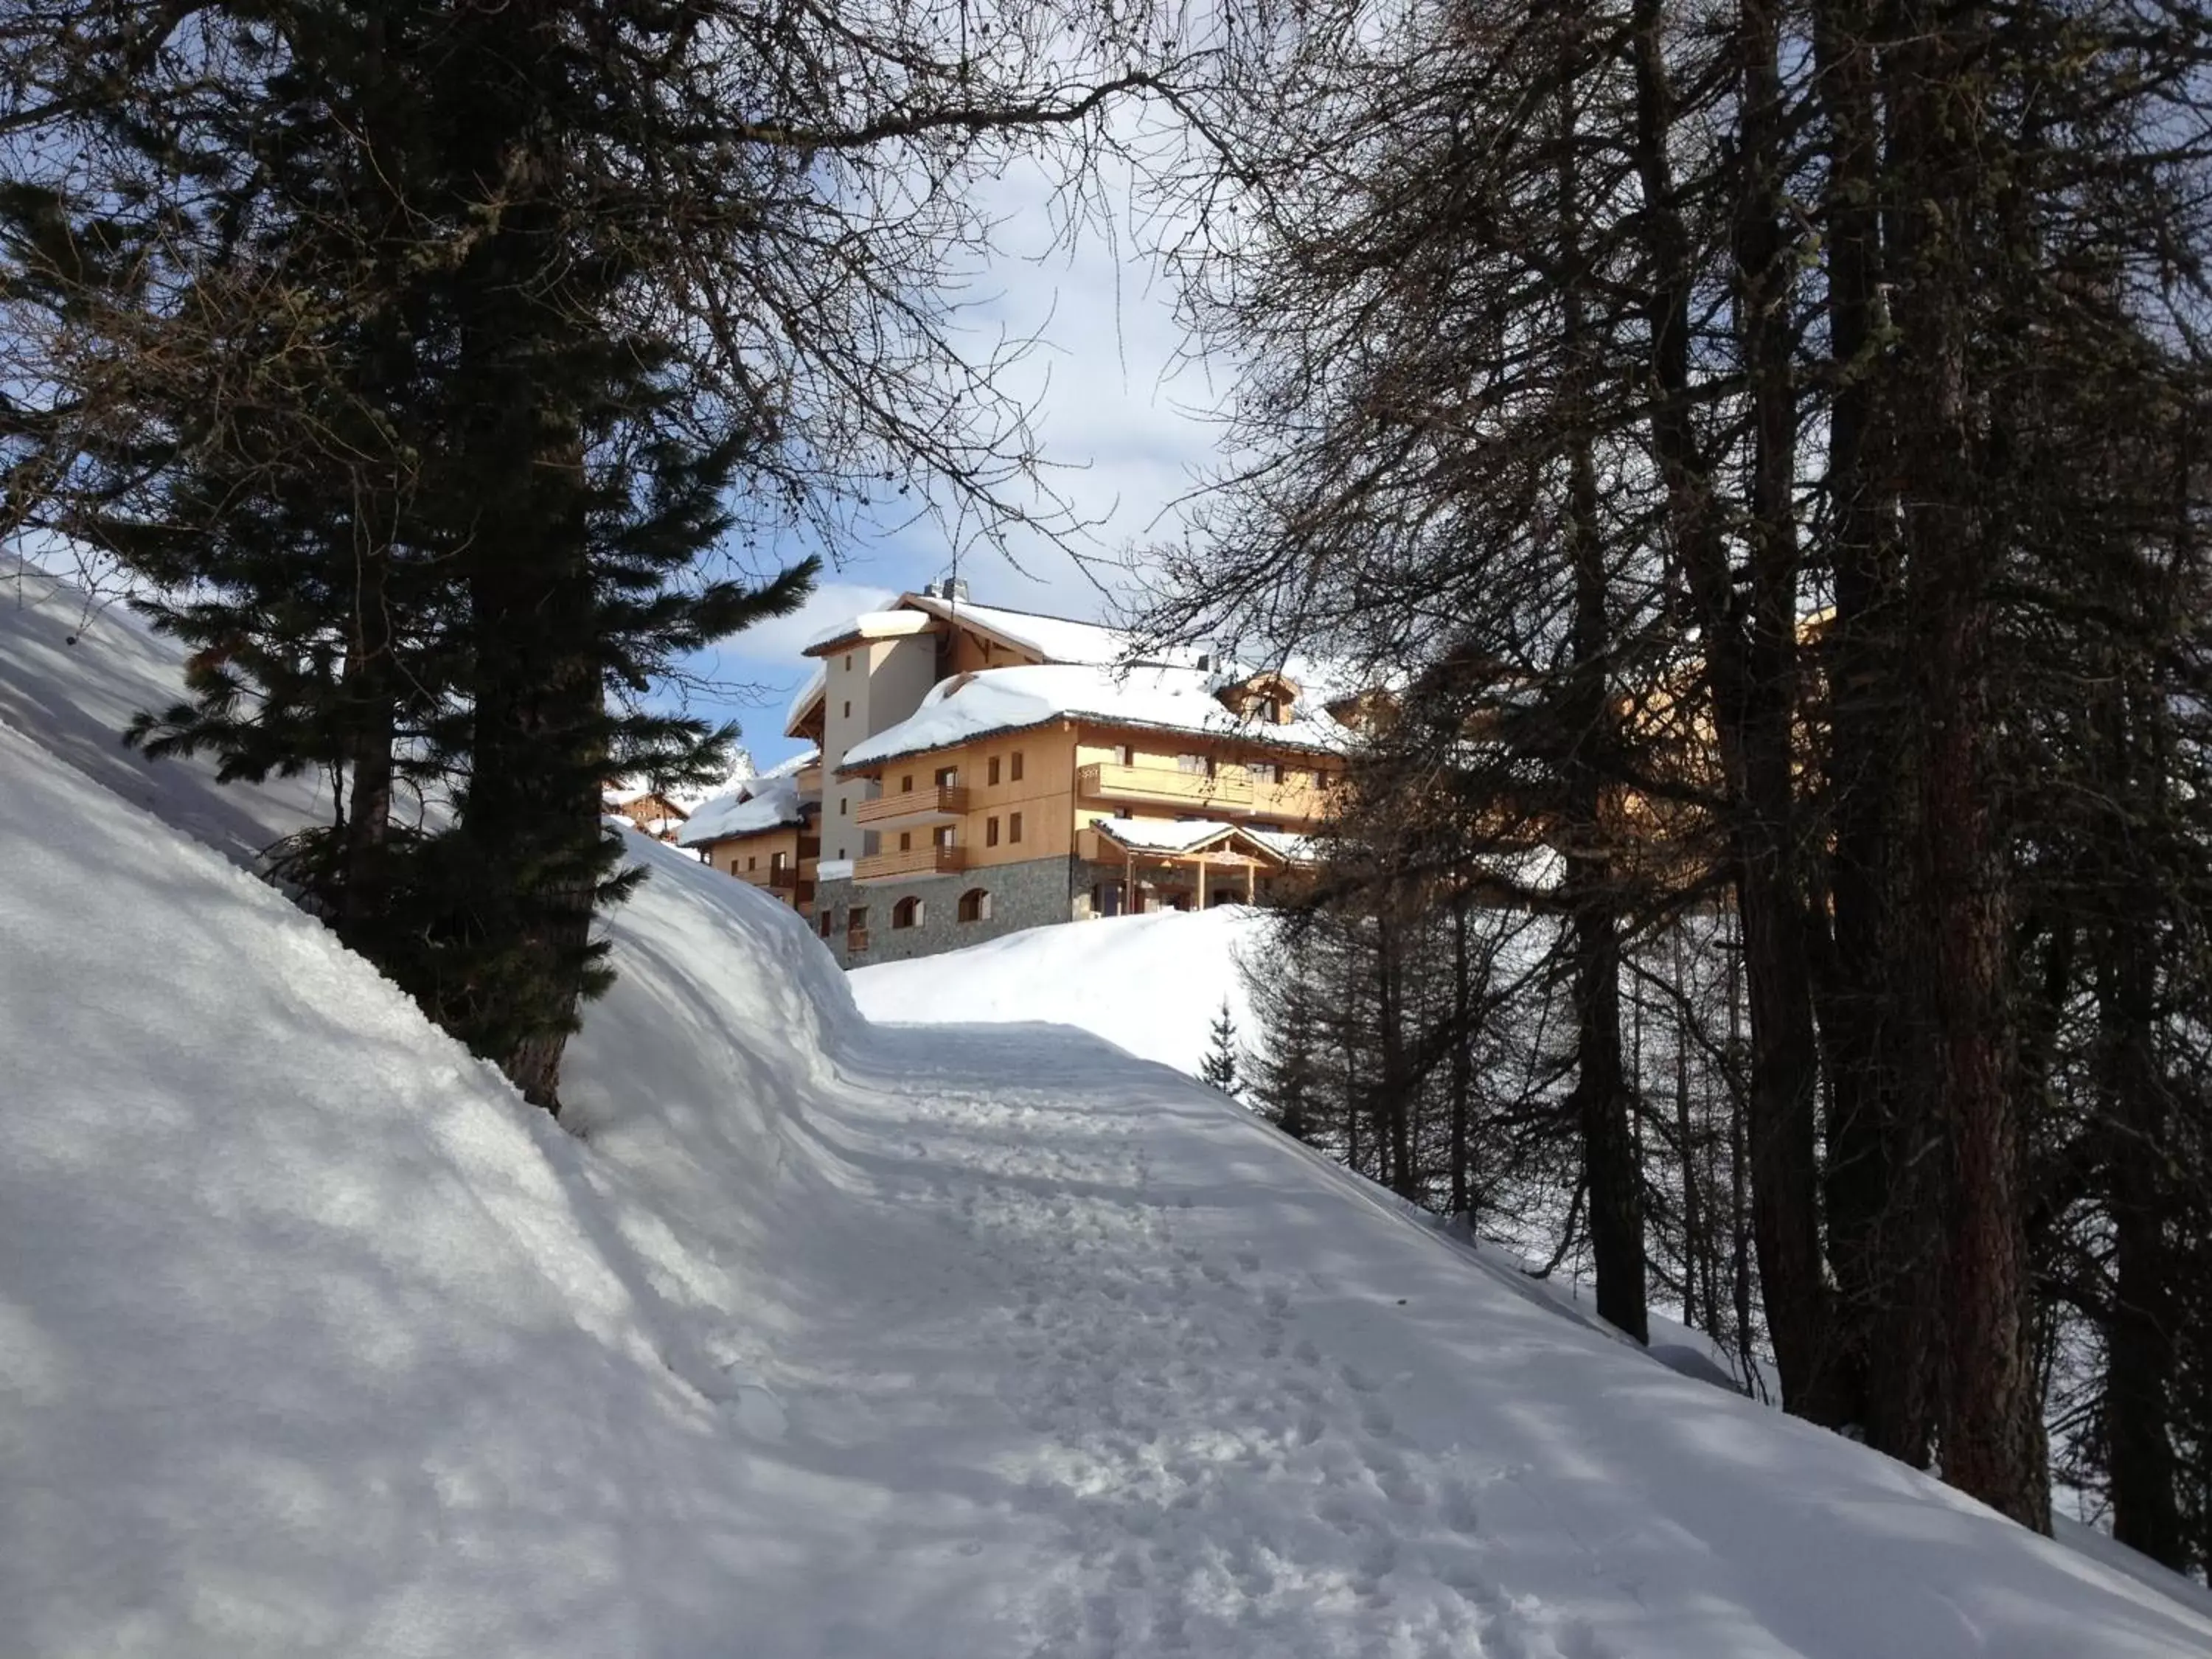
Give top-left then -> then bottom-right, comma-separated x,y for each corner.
678,751 -> 824,910
681,583 -> 1351,966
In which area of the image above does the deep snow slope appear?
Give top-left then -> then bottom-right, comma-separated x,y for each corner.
6,570 -> 2212,1658
850,905 -> 1268,1077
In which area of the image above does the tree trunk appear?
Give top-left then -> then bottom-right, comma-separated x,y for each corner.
2102,872 -> 2182,1560
1885,0 -> 2051,1532
1449,889 -> 1472,1220
1630,0 -> 1834,1414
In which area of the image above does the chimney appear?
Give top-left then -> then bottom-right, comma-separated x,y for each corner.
919,580 -> 939,599
1196,652 -> 1211,671
946,577 -> 970,602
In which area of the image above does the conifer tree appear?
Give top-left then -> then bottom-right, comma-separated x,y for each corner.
1200,999 -> 1242,1096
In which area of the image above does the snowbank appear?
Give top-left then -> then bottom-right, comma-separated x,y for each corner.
851,905 -> 1270,1077
0,721 -> 761,1657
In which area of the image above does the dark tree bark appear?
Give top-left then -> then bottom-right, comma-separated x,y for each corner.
1628,0 -> 1832,1414
1886,0 -> 2051,1531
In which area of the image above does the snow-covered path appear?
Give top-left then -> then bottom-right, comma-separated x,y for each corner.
572,880 -> 2212,1659
799,1029 -> 1567,1659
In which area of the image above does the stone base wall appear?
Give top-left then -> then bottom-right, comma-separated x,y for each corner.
817,855 -> 1079,968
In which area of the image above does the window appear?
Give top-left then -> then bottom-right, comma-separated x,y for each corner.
987,816 -> 1001,847
933,825 -> 954,849
1010,751 -> 1025,782
771,852 -> 787,873
847,905 -> 869,950
819,911 -> 835,939
842,700 -> 851,718
958,888 -> 992,924
1250,760 -> 1279,784
844,653 -> 852,670
987,756 -> 1001,786
901,774 -> 914,793
1118,744 -> 1134,766
1009,812 -> 1023,844
934,765 -> 957,788
1177,753 -> 1207,775
892,896 -> 922,929
1260,696 -> 1284,723
899,831 -> 912,852
747,855 -> 757,871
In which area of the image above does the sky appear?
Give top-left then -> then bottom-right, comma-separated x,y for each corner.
682,156 -> 1228,773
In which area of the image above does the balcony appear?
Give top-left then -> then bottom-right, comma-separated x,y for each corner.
765,864 -> 797,891
852,844 -> 967,883
1078,762 -> 1252,813
855,784 -> 969,826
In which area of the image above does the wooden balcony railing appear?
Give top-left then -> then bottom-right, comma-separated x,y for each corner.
766,865 -> 797,890
855,784 -> 969,825
1078,762 -> 1253,812
852,844 -> 967,883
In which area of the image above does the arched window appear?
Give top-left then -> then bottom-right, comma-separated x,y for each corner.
892,895 -> 923,929
958,888 -> 992,924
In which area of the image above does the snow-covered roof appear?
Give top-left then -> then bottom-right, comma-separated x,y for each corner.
757,746 -> 820,782
678,771 -> 810,846
841,663 -> 1347,772
805,610 -> 937,654
1088,818 -> 1313,865
900,594 -> 1150,667
1089,817 -> 1241,855
1245,827 -> 1322,864
783,661 -> 827,737
605,749 -> 763,817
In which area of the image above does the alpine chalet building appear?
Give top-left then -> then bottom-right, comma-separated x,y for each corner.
684,584 -> 1349,966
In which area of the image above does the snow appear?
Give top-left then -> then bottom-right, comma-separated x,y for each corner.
1088,815 -> 1244,853
1246,826 -> 1322,863
757,745 -> 821,780
0,564 -> 329,865
902,592 -> 1206,668
675,762 -> 815,848
804,607 -> 936,652
7,563 -> 2212,1658
783,659 -> 827,734
853,906 -> 1270,1077
841,661 -> 1349,771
